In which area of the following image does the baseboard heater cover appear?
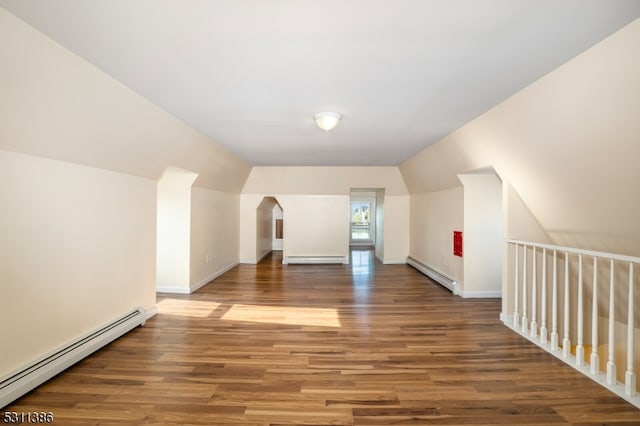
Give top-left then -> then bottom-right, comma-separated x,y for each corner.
407,257 -> 457,293
0,307 -> 146,408
285,256 -> 347,265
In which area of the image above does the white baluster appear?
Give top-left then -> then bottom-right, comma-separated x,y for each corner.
502,243 -> 639,403
590,257 -> 599,375
576,254 -> 584,366
607,259 -> 616,385
551,250 -> 559,351
563,252 -> 571,358
514,244 -> 519,328
625,262 -> 636,396
522,245 -> 528,333
540,248 -> 548,344
531,247 -> 537,338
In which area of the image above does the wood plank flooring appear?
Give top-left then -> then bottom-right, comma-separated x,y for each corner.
6,249 -> 640,425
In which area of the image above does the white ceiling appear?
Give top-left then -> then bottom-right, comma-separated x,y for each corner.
2,1 -> 640,166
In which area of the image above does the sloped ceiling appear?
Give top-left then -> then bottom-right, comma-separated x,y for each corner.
401,18 -> 640,255
1,0 -> 639,166
0,9 -> 251,192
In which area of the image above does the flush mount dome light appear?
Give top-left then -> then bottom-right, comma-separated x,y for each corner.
314,111 -> 342,132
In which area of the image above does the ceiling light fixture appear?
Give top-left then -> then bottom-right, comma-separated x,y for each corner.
314,111 -> 341,132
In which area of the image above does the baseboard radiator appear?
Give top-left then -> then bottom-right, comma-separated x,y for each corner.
0,307 -> 146,408
407,257 -> 457,293
285,256 -> 346,265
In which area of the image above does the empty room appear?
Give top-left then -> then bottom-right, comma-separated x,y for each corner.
1,1 -> 640,424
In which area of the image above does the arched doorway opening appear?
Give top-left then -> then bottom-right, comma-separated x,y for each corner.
255,196 -> 284,263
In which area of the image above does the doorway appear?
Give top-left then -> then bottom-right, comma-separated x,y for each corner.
350,193 -> 376,247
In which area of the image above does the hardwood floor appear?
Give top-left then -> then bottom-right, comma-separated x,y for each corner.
6,249 -> 640,425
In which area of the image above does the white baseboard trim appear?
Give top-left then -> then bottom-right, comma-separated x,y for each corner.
407,257 -> 456,293
500,312 -> 513,324
350,241 -> 374,247
285,256 -> 347,265
238,250 -> 273,265
156,286 -> 190,294
257,250 -> 271,263
143,306 -> 158,323
452,282 -> 462,296
383,258 -> 407,265
241,250 -> 277,265
459,290 -> 502,299
157,261 -> 240,293
190,261 -> 239,293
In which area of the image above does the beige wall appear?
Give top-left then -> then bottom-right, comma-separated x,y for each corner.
0,149 -> 156,376
0,9 -> 250,378
241,167 -> 409,264
502,182 -> 553,316
159,173 -> 242,293
0,8 -> 251,192
156,168 -> 198,293
190,187 -> 240,290
240,193 -> 350,263
239,194 -> 263,263
409,187 -> 464,283
401,18 -> 640,257
381,195 -> 410,264
279,195 -> 350,262
458,171 -> 503,296
242,167 -> 409,196
503,183 -> 552,243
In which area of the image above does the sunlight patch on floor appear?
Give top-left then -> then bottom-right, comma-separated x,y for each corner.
157,299 -> 220,318
221,304 -> 341,327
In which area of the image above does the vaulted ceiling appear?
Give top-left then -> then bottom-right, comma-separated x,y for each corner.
2,0 -> 639,166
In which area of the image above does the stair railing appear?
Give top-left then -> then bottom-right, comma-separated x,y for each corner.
506,239 -> 639,408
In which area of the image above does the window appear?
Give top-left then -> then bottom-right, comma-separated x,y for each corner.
351,200 -> 373,242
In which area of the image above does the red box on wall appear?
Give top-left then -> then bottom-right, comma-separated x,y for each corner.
453,231 -> 463,257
